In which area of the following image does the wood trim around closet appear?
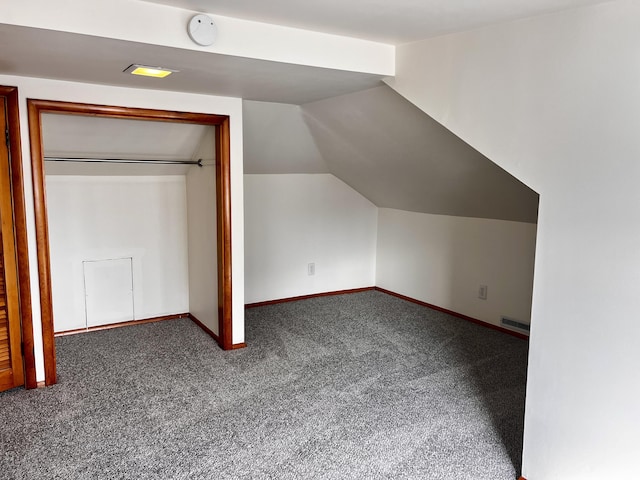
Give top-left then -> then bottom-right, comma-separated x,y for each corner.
0,86 -> 35,389
215,117 -> 233,350
27,100 -> 56,385
27,99 -> 235,386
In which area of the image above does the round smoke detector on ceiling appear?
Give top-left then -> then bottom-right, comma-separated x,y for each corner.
188,14 -> 217,46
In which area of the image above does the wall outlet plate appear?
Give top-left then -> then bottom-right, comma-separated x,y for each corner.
478,285 -> 488,300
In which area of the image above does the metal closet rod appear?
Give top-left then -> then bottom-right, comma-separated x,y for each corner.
44,156 -> 203,167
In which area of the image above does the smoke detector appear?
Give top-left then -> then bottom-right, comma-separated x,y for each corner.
188,14 -> 217,46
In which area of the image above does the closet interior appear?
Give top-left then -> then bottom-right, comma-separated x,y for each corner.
42,113 -> 220,337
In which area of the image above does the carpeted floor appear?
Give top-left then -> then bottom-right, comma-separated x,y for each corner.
0,290 -> 528,479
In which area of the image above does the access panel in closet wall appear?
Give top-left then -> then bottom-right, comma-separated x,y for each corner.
83,257 -> 134,327
45,175 -> 190,332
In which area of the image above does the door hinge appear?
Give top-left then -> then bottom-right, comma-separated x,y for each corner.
4,128 -> 8,147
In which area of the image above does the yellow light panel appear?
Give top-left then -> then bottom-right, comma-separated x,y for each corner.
124,64 -> 176,78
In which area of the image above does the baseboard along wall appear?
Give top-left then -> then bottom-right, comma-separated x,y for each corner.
246,286 -> 529,341
54,313 -> 190,337
245,287 -> 375,308
189,313 -> 247,350
373,287 -> 529,340
188,313 -> 219,342
53,287 -> 527,345
54,313 -> 247,350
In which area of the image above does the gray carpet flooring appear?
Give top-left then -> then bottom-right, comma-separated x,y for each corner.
0,290 -> 527,479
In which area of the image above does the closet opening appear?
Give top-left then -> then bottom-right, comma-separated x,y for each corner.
27,100 -> 235,387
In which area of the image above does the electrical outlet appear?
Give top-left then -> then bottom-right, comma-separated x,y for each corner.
308,263 -> 315,276
478,285 -> 488,300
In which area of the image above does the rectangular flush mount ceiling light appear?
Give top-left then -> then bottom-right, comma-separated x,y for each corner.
123,64 -> 178,78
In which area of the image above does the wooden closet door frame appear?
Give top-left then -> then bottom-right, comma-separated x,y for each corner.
27,100 -> 234,386
0,86 -> 35,389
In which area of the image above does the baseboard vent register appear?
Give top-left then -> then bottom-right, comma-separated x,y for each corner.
501,316 -> 530,332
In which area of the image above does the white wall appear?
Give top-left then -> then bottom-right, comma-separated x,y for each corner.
244,174 -> 377,303
46,176 -> 189,332
186,128 -> 219,335
387,1 -> 640,478
377,209 -> 536,328
0,74 -> 245,380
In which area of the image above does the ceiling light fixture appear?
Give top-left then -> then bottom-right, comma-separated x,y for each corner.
123,64 -> 178,78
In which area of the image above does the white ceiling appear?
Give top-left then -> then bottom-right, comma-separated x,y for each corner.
0,24 -> 385,105
1,1 -> 610,104
142,0 -> 609,44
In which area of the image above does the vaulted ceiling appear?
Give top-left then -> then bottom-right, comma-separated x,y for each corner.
41,84 -> 537,222
7,0 -> 589,223
245,86 -> 538,223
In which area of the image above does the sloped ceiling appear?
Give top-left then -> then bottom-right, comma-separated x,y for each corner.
41,86 -> 538,223
41,88 -> 537,223
244,85 -> 538,223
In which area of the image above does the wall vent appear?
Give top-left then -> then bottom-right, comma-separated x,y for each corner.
501,316 -> 530,333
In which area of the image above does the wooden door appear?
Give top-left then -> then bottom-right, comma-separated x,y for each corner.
0,96 -> 24,391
